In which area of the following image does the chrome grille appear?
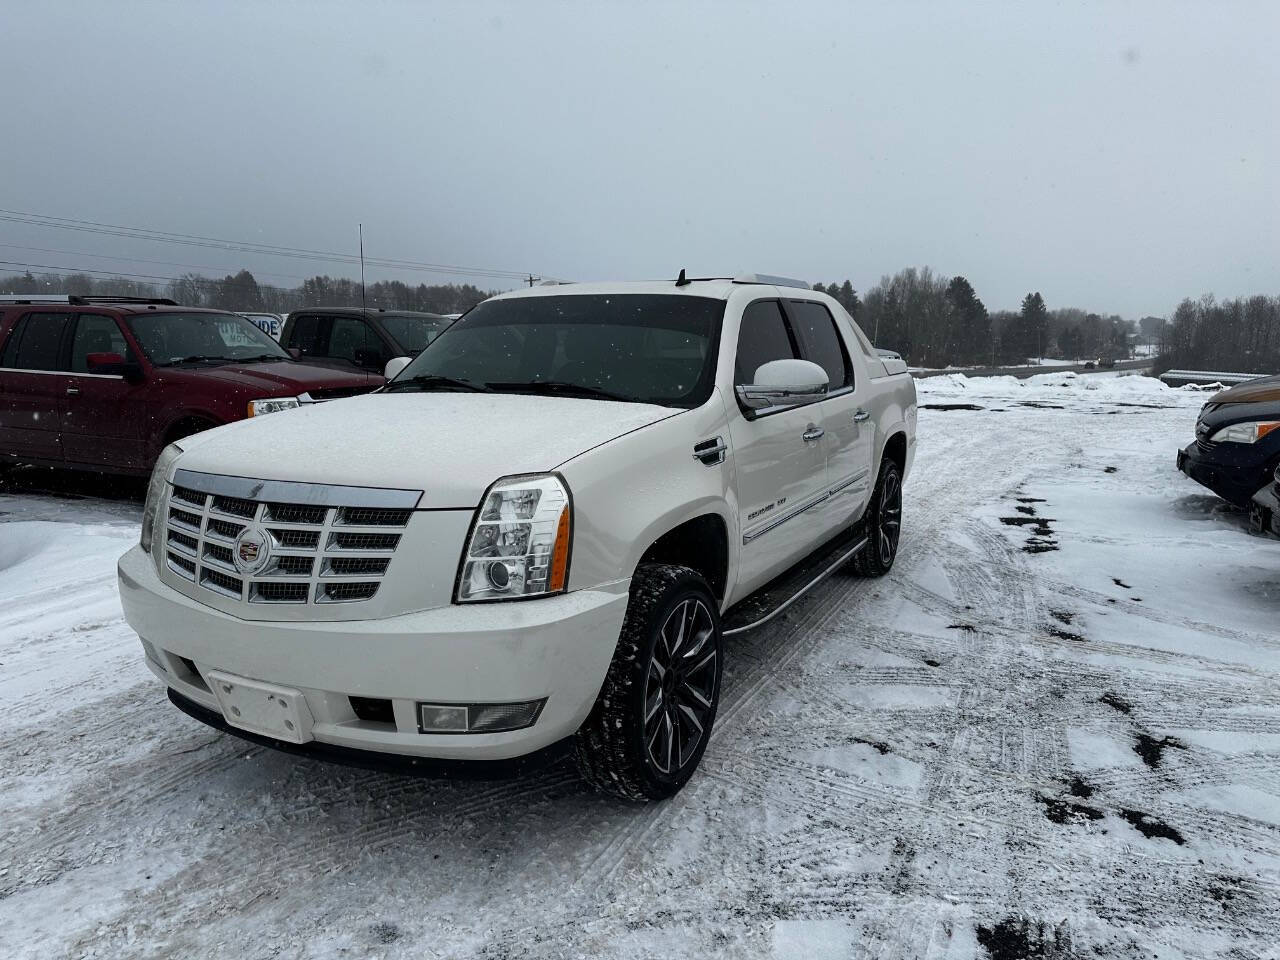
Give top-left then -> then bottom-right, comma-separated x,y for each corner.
164,481 -> 412,605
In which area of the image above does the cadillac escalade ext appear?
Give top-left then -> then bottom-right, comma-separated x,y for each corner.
118,274 -> 918,800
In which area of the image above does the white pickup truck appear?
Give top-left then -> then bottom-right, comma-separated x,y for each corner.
118,274 -> 917,800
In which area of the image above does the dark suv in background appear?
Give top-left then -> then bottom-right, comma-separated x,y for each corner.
0,295 -> 378,475
280,307 -> 453,375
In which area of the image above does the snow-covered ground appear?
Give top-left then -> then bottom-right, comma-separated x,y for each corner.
2,372 -> 1278,959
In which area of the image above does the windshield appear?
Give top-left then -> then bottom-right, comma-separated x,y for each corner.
390,294 -> 724,407
126,312 -> 291,366
379,314 -> 451,354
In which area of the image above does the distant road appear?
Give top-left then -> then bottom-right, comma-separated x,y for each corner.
912,358 -> 1153,380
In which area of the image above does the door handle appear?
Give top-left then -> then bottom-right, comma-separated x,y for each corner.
66,387 -> 80,396
853,409 -> 871,422
801,426 -> 825,442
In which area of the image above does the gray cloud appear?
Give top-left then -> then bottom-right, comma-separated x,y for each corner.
1,0 -> 1276,317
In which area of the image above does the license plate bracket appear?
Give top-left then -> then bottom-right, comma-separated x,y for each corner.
207,670 -> 315,744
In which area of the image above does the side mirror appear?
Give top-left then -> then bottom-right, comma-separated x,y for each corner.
736,358 -> 829,413
353,347 -> 384,370
384,356 -> 412,380
287,347 -> 302,360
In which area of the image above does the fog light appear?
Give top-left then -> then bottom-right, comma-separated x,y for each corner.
418,704 -> 468,733
417,699 -> 546,734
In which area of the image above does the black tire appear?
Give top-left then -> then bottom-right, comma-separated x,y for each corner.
574,563 -> 723,802
853,457 -> 903,577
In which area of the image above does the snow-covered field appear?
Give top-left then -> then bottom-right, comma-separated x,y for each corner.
2,372 -> 1278,959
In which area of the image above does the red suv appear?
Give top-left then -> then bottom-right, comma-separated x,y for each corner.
0,296 -> 381,476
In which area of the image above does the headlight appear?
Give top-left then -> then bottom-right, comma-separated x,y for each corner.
141,442 -> 183,553
247,397 -> 301,417
1208,421 -> 1280,444
456,474 -> 572,602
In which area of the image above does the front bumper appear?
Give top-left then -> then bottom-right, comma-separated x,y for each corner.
1250,482 -> 1280,537
118,545 -> 629,761
1177,441 -> 1274,508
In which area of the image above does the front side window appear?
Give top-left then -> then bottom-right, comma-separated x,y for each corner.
788,300 -> 852,389
379,314 -> 450,354
388,294 -> 724,408
2,312 -> 71,371
328,316 -> 382,367
734,300 -> 796,385
70,314 -> 133,372
126,312 -> 290,366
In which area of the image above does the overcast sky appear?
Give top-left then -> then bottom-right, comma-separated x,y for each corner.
2,1 -> 1276,318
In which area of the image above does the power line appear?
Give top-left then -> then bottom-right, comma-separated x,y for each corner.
0,208 -> 550,283
0,242 -> 309,283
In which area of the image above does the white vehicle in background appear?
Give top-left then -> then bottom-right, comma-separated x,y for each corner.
119,273 -> 917,800
237,312 -> 284,340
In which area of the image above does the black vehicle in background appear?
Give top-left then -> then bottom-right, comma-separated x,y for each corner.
1178,374 -> 1280,509
280,308 -> 453,375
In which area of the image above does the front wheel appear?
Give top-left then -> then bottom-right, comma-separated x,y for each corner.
574,564 -> 723,802
853,457 -> 903,577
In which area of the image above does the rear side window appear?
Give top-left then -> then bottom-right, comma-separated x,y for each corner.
70,314 -> 132,372
284,314 -> 324,356
788,300 -> 852,389
1,312 -> 71,370
734,300 -> 796,384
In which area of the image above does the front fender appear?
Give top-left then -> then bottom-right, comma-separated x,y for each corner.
557,395 -> 735,597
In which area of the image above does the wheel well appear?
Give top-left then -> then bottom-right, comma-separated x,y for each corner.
163,415 -> 219,447
883,431 -> 907,473
637,514 -> 728,603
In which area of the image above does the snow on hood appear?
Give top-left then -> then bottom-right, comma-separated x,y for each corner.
174,392 -> 680,508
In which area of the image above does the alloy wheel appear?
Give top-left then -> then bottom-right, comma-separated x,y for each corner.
643,598 -> 717,776
877,469 -> 902,567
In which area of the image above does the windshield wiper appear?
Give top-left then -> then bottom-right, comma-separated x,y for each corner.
381,374 -> 492,393
233,354 -> 290,364
163,355 -> 230,366
486,380 -> 630,402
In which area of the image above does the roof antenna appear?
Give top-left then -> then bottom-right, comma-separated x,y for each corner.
675,268 -> 690,287
359,223 -> 367,309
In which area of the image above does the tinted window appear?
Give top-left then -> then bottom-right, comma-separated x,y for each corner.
284,314 -> 324,356
734,300 -> 795,385
393,294 -> 724,408
70,314 -> 132,372
328,317 -> 382,367
789,300 -> 852,389
3,312 -> 70,371
0,317 -> 22,367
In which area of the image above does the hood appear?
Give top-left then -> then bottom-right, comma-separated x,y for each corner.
175,392 -> 680,508
1205,374 -> 1280,406
163,360 -> 374,394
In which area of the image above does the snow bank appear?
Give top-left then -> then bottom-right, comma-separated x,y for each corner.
917,370 -> 1210,405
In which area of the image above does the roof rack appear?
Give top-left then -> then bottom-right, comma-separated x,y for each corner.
732,273 -> 811,290
0,294 -> 179,306
670,270 -> 812,290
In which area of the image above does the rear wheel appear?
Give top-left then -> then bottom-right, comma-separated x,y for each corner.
574,564 -> 723,802
853,457 -> 903,577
